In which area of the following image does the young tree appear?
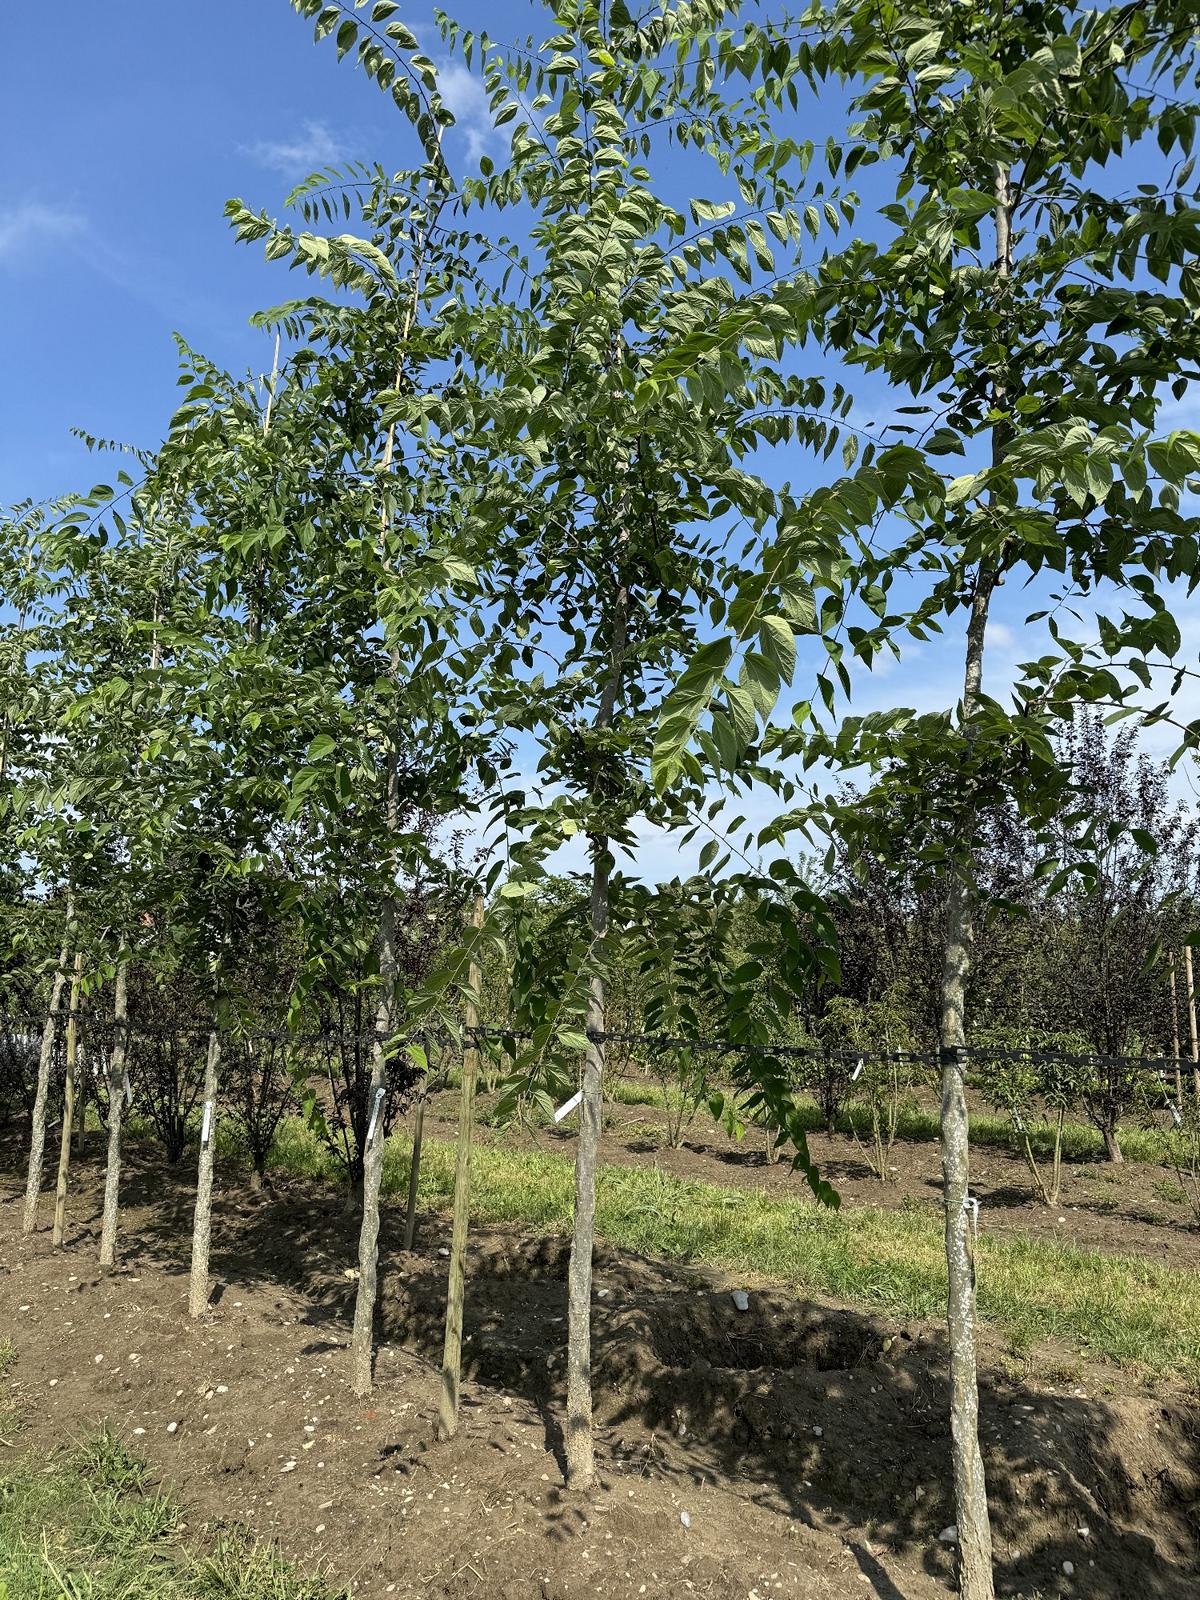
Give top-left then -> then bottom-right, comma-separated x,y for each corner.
656,4 -> 1200,1593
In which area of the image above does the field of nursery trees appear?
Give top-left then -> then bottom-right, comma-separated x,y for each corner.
3,3 -> 1200,1599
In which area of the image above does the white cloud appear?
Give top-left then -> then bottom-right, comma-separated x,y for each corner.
437,60 -> 500,163
0,202 -> 83,264
243,120 -> 346,174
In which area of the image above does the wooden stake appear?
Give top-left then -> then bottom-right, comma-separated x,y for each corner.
99,963 -> 130,1270
22,914 -> 72,1235
437,898 -> 484,1441
1170,951 -> 1183,1108
187,1030 -> 221,1317
51,953 -> 84,1247
1186,945 -> 1199,1102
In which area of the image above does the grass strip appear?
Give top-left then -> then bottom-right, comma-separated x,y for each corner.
0,1425 -> 342,1599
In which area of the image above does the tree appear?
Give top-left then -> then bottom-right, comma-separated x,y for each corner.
420,0 -> 853,1488
655,4 -> 1200,1593
1049,715 -> 1199,1058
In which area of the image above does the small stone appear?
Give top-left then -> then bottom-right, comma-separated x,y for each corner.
812,1426 -> 823,1438
679,1511 -> 691,1528
1077,1525 -> 1090,1538
94,1354 -> 104,1364
166,1422 -> 179,1434
731,1290 -> 750,1312
938,1525 -> 958,1544
1063,1560 -> 1075,1576
132,1427 -> 145,1436
438,1248 -> 451,1258
315,1524 -> 325,1534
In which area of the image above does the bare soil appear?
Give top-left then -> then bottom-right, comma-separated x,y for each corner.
2,1133 -> 1198,1600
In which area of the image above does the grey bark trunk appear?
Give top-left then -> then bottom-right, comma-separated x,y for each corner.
936,166 -> 1013,1600
99,963 -> 130,1269
188,1031 -> 221,1317
438,897 -> 484,1440
51,954 -> 84,1248
350,899 -> 398,1397
564,557 -> 627,1491
22,921 -> 72,1235
565,843 -> 610,1490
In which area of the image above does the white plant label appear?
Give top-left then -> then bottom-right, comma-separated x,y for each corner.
366,1087 -> 385,1147
123,1072 -> 133,1107
200,1100 -> 214,1148
850,1058 -> 864,1082
553,1088 -> 583,1123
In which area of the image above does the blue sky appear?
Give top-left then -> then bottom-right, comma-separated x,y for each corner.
0,1 -> 504,506
4,3 -> 1197,880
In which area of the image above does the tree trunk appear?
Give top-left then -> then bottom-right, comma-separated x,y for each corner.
1103,1126 -> 1124,1164
563,547 -> 627,1492
438,897 -> 484,1441
940,936 -> 994,1598
22,921 -> 72,1235
1049,1107 -> 1065,1207
565,840 -> 610,1490
98,963 -> 130,1270
350,899 -> 398,1397
188,1031 -> 221,1317
51,954 -> 84,1248
933,161 -> 1010,1600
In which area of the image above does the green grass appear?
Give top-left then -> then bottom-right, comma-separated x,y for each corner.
785,1096 -> 1178,1167
265,1118 -> 1200,1384
0,1421 -> 344,1600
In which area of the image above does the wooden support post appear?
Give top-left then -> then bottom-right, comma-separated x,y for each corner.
1187,946 -> 1199,1102
438,897 -> 484,1441
1170,952 -> 1183,1108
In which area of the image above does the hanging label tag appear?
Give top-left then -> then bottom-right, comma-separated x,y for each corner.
554,1089 -> 583,1123
850,1058 -> 864,1083
1170,1102 -> 1183,1128
123,1072 -> 133,1107
200,1100 -> 214,1148
365,1086 -> 385,1148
